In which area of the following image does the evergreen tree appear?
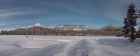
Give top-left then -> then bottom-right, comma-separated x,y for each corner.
122,4 -> 138,42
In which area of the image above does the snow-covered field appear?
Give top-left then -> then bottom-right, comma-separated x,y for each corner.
0,35 -> 140,56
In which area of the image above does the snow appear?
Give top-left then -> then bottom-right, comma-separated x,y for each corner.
45,26 -> 54,29
0,35 -> 140,56
19,23 -> 44,28
55,24 -> 96,30
34,23 -> 42,26
73,28 -> 82,30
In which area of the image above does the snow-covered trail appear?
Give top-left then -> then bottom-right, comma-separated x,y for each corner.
68,39 -> 90,56
0,36 -> 140,56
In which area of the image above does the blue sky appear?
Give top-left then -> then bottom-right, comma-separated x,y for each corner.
0,0 -> 140,30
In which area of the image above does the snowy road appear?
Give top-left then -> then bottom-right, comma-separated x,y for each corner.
0,36 -> 140,56
68,39 -> 89,56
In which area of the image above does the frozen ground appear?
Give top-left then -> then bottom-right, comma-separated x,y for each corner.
0,35 -> 140,56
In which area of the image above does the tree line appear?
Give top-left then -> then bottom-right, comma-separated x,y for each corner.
0,26 -> 123,36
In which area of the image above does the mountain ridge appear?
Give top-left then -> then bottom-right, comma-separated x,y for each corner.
0,23 -> 123,36
2,23 -> 123,31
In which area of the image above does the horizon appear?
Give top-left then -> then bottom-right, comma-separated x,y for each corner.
0,23 -> 122,31
0,0 -> 140,30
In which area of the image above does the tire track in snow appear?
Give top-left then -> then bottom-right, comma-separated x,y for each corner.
68,39 -> 91,56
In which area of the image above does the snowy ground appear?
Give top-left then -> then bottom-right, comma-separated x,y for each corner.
0,35 -> 140,56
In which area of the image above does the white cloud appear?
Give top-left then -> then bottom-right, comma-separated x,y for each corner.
0,7 -> 41,18
0,11 -> 27,18
0,24 -> 6,26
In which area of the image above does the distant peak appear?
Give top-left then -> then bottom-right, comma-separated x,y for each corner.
34,23 -> 42,26
101,24 -> 122,29
34,23 -> 41,25
25,23 -> 44,28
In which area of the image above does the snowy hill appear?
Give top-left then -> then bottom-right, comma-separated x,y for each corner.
100,24 -> 122,31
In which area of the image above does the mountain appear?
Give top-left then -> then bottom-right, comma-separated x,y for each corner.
54,24 -> 96,30
20,23 -> 44,28
19,23 -> 96,30
100,24 -> 122,31
1,23 -> 124,36
20,23 -> 54,29
4,23 -> 122,31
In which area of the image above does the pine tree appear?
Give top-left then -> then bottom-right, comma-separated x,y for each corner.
122,4 -> 138,42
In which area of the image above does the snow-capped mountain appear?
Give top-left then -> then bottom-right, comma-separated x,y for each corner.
20,23 -> 54,29
20,23 -> 44,28
55,24 -> 96,30
1,23 -> 124,36
44,26 -> 54,29
33,23 -> 43,27
18,23 -> 96,30
11,23 -> 122,31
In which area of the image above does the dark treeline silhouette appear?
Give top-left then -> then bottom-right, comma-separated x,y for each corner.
0,26 -> 123,36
